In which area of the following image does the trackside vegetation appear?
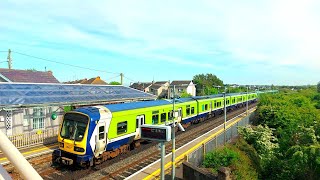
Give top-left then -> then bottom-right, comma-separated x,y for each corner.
203,87 -> 320,179
203,143 -> 259,180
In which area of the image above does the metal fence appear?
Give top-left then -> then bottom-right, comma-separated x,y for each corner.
7,127 -> 59,149
187,111 -> 254,167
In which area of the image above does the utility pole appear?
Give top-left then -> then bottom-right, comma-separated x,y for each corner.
120,73 -> 123,85
224,86 -> 227,143
7,49 -> 12,69
171,85 -> 176,180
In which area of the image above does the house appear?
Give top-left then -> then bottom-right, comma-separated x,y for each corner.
149,81 -> 170,98
64,76 -> 107,85
0,68 -> 61,139
130,81 -> 170,98
63,78 -> 88,84
130,82 -> 153,92
0,68 -> 59,83
169,80 -> 196,97
81,76 -> 107,85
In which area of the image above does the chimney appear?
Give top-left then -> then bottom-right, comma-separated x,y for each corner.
97,76 -> 100,79
47,70 -> 53,75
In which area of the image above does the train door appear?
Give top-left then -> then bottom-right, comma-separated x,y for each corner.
177,108 -> 182,123
94,122 -> 106,157
134,115 -> 145,140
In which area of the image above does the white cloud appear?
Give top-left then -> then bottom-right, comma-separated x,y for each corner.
1,0 -> 320,84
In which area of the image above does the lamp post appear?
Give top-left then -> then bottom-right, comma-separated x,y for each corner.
214,85 -> 226,143
171,85 -> 176,180
246,86 -> 249,115
217,86 -> 221,94
223,86 -> 227,143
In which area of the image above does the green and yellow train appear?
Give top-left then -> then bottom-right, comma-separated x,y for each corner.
53,92 -> 257,166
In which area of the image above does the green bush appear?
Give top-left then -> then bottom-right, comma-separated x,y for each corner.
235,138 -> 262,173
203,147 -> 240,171
246,88 -> 320,179
203,145 -> 258,179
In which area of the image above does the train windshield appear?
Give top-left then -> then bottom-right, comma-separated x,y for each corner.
60,113 -> 89,141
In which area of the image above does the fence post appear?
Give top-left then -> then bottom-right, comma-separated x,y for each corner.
202,143 -> 206,158
215,136 -> 218,147
28,132 -> 31,147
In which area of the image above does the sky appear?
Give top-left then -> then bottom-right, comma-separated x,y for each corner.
0,0 -> 319,86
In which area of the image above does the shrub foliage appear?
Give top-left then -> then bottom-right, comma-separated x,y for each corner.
239,88 -> 320,179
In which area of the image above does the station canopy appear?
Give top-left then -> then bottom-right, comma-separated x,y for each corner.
0,83 -> 156,108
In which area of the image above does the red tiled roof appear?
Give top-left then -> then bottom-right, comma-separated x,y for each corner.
63,79 -> 87,84
82,77 -> 107,85
0,68 -> 59,83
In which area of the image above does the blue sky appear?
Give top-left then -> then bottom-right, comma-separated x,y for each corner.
0,0 -> 319,86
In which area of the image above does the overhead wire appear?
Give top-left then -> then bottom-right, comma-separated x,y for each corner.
123,75 -> 136,83
105,75 -> 121,81
2,50 -> 138,83
12,51 -> 119,75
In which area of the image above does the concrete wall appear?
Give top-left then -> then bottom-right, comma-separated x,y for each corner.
0,106 -> 63,136
183,161 -> 217,180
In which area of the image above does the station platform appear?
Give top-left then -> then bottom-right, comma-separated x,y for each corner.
0,143 -> 58,165
126,108 -> 256,180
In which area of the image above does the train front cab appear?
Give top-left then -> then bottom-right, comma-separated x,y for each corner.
53,112 -> 93,166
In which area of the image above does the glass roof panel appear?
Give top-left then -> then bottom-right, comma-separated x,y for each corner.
0,83 -> 156,107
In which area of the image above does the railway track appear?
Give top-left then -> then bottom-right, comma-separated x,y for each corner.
7,103 -> 257,180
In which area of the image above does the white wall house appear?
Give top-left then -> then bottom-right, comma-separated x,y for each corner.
169,80 -> 196,97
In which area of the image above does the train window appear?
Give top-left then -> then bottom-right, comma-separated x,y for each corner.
152,114 -> 159,124
202,105 -> 204,111
191,107 -> 195,114
168,111 -> 173,120
161,113 -> 166,122
99,126 -> 104,140
205,104 -> 208,110
186,105 -> 190,116
117,121 -> 127,134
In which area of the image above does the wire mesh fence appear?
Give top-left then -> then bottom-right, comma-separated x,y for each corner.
187,111 -> 255,167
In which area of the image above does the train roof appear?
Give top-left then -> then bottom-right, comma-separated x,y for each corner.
105,100 -> 171,112
104,92 -> 257,112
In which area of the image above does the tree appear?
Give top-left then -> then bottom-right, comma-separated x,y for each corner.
193,73 -> 223,96
180,90 -> 192,98
25,68 -> 37,72
246,88 -> 320,179
317,81 -> 320,93
109,81 -> 121,85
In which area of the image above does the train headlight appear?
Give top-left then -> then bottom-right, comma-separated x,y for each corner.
74,147 -> 85,152
59,142 -> 64,148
